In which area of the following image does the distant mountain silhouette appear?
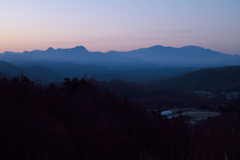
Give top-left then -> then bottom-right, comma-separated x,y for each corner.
113,45 -> 238,67
0,46 -> 156,69
1,45 -> 239,68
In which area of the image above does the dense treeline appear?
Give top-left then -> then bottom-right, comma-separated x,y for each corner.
0,75 -> 239,160
99,79 -> 220,109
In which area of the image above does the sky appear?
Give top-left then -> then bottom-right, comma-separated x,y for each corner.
0,0 -> 240,55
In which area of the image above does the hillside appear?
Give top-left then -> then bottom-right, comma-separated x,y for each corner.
148,66 -> 240,92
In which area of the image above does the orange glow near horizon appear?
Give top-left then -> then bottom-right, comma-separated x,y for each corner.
0,0 -> 239,55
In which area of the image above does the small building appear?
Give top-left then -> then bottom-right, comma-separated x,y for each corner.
160,110 -> 173,119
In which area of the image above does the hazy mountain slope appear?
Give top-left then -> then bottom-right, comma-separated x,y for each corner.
20,61 -> 111,78
219,56 -> 240,66
0,61 -> 24,77
94,67 -> 201,82
0,60 -> 201,83
148,66 -> 240,92
0,61 -> 63,83
22,66 -> 63,83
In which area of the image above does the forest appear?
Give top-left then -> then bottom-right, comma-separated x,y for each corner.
0,75 -> 240,160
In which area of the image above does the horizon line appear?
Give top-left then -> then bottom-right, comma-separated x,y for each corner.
1,44 -> 236,55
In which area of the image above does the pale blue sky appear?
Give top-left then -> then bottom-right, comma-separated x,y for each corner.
1,0 -> 240,54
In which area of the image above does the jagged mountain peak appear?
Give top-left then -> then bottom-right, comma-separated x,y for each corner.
180,45 -> 205,50
74,45 -> 86,49
46,47 -> 55,51
72,45 -> 89,53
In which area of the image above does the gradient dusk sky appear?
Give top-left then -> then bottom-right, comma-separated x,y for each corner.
1,0 -> 240,54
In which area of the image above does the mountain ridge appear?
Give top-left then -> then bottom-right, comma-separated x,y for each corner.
1,45 -> 239,69
1,45 -> 236,56
115,45 -> 236,67
0,45 -> 239,83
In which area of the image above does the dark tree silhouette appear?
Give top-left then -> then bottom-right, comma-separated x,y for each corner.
0,75 -> 239,160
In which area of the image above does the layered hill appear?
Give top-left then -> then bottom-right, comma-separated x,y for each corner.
0,60 -> 198,83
